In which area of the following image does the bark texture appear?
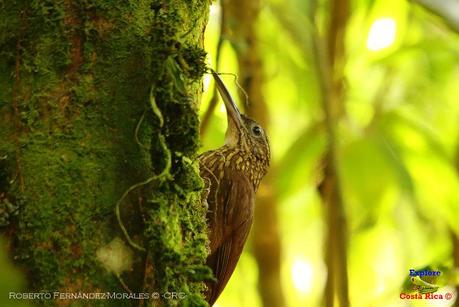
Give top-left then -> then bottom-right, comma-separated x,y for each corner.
0,1 -> 211,306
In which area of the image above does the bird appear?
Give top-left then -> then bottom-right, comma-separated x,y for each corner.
199,70 -> 270,305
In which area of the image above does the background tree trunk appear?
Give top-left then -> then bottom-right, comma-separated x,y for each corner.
0,1 -> 211,306
453,138 -> 459,307
222,1 -> 286,306
309,0 -> 350,306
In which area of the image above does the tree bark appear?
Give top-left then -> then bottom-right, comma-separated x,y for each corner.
0,1 -> 211,306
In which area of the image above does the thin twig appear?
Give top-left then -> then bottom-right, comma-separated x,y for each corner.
220,72 -> 249,108
116,273 -> 133,293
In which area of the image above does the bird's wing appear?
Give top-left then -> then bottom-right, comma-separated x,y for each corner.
205,174 -> 255,306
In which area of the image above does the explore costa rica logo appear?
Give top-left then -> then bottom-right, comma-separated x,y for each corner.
400,292 -> 453,300
399,268 -> 454,301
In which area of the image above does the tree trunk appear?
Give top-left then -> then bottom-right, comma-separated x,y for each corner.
0,1 -> 211,306
453,136 -> 459,307
222,1 -> 286,306
310,0 -> 350,306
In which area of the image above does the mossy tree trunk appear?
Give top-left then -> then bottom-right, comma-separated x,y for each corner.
0,1 -> 211,306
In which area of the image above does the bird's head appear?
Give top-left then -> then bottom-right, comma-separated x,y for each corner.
210,70 -> 270,165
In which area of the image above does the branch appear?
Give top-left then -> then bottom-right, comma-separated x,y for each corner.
410,0 -> 459,33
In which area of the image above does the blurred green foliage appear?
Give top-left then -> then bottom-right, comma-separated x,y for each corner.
0,239 -> 30,307
201,0 -> 459,306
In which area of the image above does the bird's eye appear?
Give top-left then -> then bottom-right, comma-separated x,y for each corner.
252,125 -> 262,136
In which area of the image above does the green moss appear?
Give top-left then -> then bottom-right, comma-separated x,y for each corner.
0,0 -> 211,306
132,1 -> 213,305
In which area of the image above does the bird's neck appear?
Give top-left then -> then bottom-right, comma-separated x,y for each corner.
218,145 -> 267,190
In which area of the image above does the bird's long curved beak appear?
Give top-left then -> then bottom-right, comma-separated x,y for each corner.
211,70 -> 244,134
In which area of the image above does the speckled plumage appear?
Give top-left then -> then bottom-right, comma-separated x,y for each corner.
199,71 -> 270,305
